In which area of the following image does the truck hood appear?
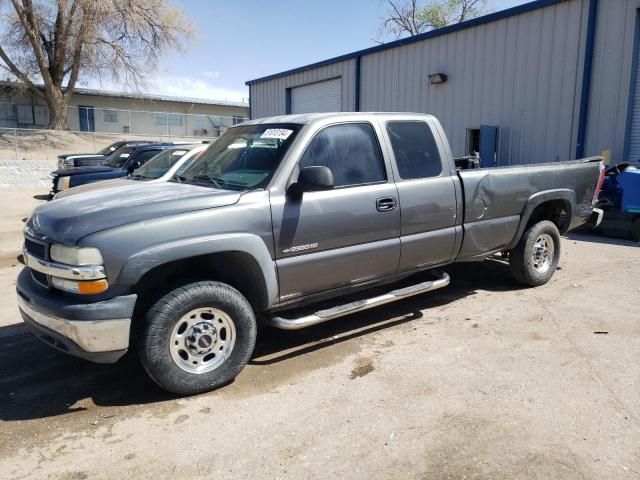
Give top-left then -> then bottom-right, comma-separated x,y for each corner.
54,178 -> 136,199
52,165 -> 116,176
27,182 -> 242,245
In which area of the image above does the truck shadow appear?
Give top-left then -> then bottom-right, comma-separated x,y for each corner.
0,259 -> 523,422
566,231 -> 639,247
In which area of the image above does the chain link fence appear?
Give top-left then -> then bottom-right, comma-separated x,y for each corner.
0,103 -> 248,187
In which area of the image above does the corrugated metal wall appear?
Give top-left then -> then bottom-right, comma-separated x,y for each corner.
249,59 -> 357,119
249,0 -> 639,165
585,0 -> 640,161
360,0 -> 588,164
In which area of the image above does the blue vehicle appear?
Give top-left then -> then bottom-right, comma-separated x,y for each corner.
50,143 -> 189,196
597,162 -> 640,240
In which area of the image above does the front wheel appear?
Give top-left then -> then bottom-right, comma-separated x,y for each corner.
509,220 -> 561,287
137,281 -> 257,395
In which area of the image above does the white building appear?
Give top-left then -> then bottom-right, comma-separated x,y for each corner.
0,83 -> 249,138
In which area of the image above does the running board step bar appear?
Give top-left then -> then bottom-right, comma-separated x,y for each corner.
267,271 -> 450,330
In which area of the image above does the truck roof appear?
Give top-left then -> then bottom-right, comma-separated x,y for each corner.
240,112 -> 436,126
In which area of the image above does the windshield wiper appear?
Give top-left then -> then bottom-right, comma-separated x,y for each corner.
191,174 -> 227,189
129,174 -> 145,180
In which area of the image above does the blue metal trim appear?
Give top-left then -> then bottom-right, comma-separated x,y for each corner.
248,84 -> 253,119
623,10 -> 640,160
355,56 -> 361,111
285,88 -> 292,114
575,0 -> 599,159
245,0 -> 564,86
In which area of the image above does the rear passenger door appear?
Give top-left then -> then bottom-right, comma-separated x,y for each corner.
271,122 -> 401,301
383,120 -> 458,271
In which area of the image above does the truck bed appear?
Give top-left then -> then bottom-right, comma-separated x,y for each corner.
455,157 -> 603,260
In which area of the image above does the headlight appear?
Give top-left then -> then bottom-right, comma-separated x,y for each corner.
56,176 -> 70,191
51,277 -> 109,294
50,245 -> 103,265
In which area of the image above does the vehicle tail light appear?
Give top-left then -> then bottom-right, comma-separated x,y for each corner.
593,161 -> 605,205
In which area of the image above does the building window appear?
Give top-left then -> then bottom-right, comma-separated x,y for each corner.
0,102 -> 18,121
153,112 -> 183,126
232,116 -> 244,125
195,115 -> 214,129
103,109 -> 118,123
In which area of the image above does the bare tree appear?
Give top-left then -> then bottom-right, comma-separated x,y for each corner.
0,0 -> 194,129
378,0 -> 490,41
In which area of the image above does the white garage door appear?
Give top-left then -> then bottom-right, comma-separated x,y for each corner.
628,40 -> 640,160
291,78 -> 342,114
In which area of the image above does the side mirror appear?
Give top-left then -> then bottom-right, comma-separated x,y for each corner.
288,166 -> 334,196
128,160 -> 142,173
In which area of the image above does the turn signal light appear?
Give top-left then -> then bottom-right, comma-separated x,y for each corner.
51,277 -> 109,294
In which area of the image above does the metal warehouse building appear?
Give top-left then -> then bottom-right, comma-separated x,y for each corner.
246,0 -> 640,167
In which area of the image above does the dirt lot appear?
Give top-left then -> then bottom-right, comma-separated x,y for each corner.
0,189 -> 639,480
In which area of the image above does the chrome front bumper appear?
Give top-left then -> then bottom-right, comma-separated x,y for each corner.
16,268 -> 136,363
18,296 -> 130,354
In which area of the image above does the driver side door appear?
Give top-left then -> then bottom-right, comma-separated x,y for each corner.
270,122 -> 401,302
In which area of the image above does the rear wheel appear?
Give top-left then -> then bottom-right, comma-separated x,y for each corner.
137,281 -> 257,395
631,216 -> 640,242
509,220 -> 561,287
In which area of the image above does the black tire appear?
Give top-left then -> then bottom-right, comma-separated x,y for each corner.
137,281 -> 257,395
632,217 -> 640,242
509,220 -> 561,287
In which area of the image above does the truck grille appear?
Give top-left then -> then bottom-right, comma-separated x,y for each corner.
24,237 -> 48,259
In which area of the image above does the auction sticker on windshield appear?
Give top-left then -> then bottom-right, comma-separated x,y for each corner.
261,129 -> 293,140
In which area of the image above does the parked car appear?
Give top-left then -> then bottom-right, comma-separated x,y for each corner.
595,161 -> 640,240
53,144 -> 209,199
18,113 -> 604,395
56,140 -> 159,170
49,142 -> 198,196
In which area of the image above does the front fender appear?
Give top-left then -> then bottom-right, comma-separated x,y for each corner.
116,233 -> 278,308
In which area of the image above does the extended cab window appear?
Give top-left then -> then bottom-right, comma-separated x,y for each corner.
299,123 -> 386,187
386,121 -> 442,179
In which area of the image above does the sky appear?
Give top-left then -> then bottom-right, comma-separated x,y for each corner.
93,0 -> 530,103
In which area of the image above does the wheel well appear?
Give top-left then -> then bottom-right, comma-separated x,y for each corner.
132,251 -> 269,320
526,199 -> 572,233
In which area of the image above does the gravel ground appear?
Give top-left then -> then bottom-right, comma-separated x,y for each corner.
0,189 -> 638,480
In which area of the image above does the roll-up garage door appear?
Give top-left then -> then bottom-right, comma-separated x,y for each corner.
628,38 -> 640,161
291,78 -> 342,114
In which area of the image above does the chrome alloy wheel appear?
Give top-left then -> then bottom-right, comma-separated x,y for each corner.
169,307 -> 236,374
532,234 -> 554,274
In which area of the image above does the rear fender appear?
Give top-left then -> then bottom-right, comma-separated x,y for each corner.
507,189 -> 575,249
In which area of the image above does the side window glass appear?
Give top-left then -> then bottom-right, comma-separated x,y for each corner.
299,123 -> 386,187
136,150 -> 161,165
386,121 -> 442,179
175,157 -> 196,176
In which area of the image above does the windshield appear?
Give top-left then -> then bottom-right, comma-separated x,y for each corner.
178,125 -> 301,190
104,146 -> 137,168
97,142 -> 122,155
132,148 -> 189,180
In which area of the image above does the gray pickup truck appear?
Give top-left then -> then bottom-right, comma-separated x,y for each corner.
17,113 -> 604,395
